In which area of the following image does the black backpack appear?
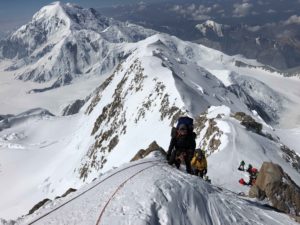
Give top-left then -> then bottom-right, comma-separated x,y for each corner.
171,116 -> 194,138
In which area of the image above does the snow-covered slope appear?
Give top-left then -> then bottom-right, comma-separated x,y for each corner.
15,154 -> 299,225
1,32 -> 300,221
1,2 -> 300,222
0,2 -> 155,89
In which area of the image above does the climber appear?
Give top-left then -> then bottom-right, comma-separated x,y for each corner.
248,167 -> 258,185
239,165 -> 259,186
167,117 -> 196,174
246,164 -> 253,173
191,148 -> 207,178
238,160 -> 245,171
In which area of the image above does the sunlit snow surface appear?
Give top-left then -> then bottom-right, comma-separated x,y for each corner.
1,33 -> 300,221
0,3 -> 300,222
18,154 -> 298,225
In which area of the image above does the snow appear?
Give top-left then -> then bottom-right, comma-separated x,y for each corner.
1,2 -> 300,223
1,30 -> 300,221
0,68 -> 109,115
255,37 -> 261,45
18,155 -> 299,225
0,113 -> 86,219
207,69 -> 233,87
196,20 -> 224,37
208,116 -> 300,192
207,105 -> 231,119
227,65 -> 300,129
275,127 -> 300,154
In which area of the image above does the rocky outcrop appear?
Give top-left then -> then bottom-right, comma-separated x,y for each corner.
28,187 -> 77,216
55,188 -> 77,199
62,99 -> 85,116
28,198 -> 51,215
194,115 -> 223,153
0,219 -> 16,225
249,162 -> 300,220
280,145 -> 300,174
233,112 -> 262,133
131,141 -> 166,162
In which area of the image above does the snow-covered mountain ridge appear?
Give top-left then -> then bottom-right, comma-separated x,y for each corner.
0,1 -> 155,88
0,2 -> 300,223
11,154 -> 299,225
196,20 -> 225,37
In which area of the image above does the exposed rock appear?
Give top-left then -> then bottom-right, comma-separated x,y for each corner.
28,198 -> 51,215
62,99 -> 85,116
0,109 -> 53,132
85,63 -> 122,115
194,114 -> 207,134
55,188 -> 77,199
280,145 -> 300,173
131,141 -> 166,162
233,112 -> 262,133
195,114 -> 223,153
0,219 -> 16,225
249,162 -> 300,218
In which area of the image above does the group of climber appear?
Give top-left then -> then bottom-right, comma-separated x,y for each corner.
165,116 -> 259,186
166,116 -> 208,180
238,160 -> 259,186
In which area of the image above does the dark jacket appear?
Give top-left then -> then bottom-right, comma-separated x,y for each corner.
167,132 -> 196,155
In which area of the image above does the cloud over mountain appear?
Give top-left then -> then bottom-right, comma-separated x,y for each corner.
233,2 -> 253,17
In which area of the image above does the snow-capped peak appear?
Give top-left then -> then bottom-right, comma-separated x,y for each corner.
32,1 -> 67,21
196,20 -> 224,37
0,2 -> 156,84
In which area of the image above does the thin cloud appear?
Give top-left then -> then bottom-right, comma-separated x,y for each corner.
233,3 -> 253,17
245,25 -> 261,32
283,15 -> 300,25
170,4 -> 212,21
266,9 -> 276,13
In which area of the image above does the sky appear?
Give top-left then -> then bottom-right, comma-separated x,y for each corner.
0,0 -> 165,31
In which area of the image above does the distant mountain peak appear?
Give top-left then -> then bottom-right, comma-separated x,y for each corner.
196,20 -> 224,37
0,2 -> 155,85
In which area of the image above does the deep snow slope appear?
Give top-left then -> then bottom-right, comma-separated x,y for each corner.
18,154 -> 299,225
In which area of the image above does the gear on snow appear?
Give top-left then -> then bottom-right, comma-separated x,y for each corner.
238,160 -> 245,171
238,161 -> 259,186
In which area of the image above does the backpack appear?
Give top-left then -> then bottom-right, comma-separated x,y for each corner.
171,116 -> 194,138
195,148 -> 205,161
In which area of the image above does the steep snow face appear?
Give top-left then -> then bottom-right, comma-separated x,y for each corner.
196,20 -> 224,37
0,2 -> 156,86
19,155 -> 299,225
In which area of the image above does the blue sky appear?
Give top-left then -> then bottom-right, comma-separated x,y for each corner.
0,0 -> 163,30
